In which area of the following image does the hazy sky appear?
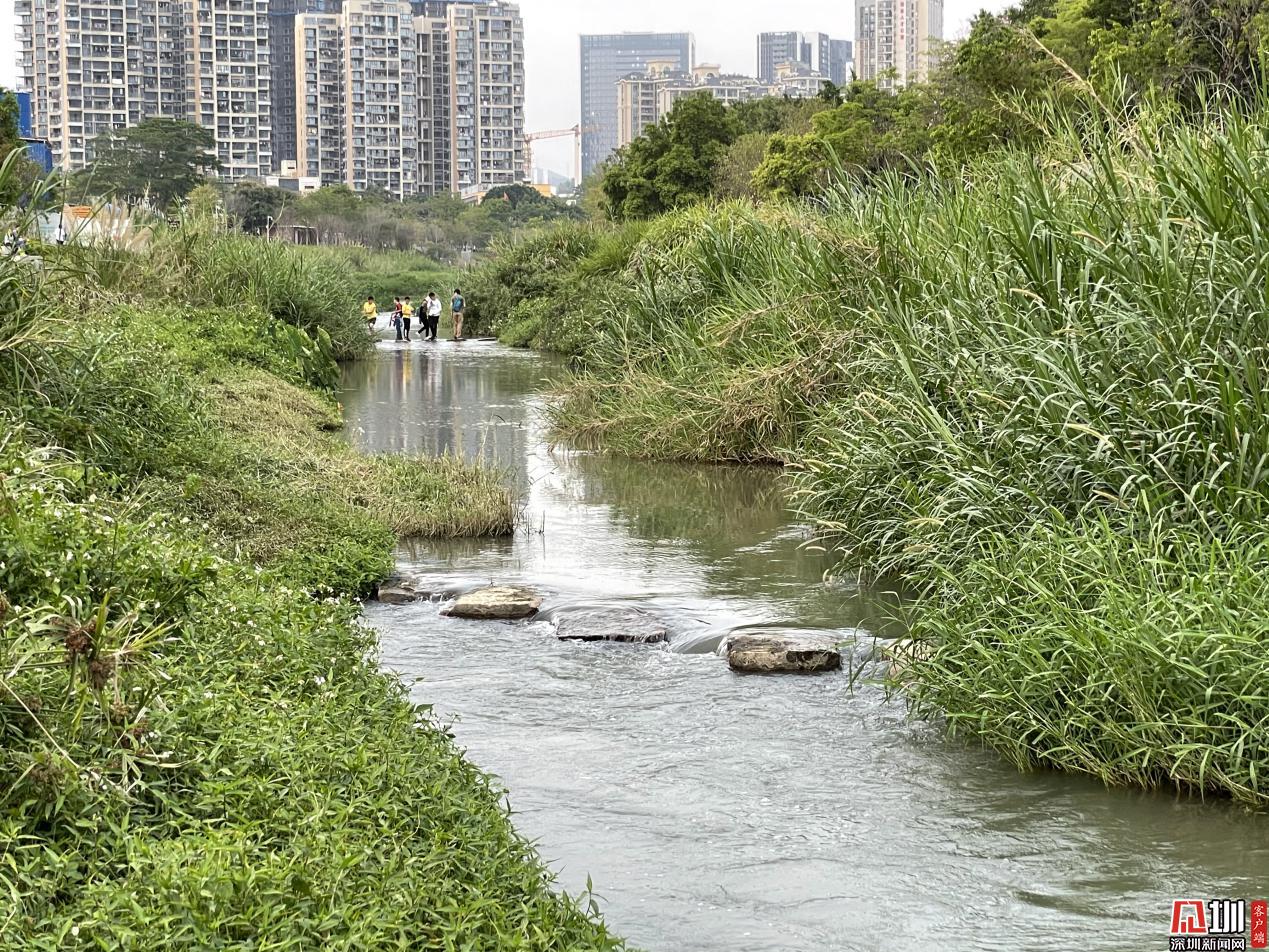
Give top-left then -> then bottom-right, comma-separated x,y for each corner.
0,0 -> 1005,175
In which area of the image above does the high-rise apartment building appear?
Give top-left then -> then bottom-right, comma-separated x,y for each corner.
447,1 -> 525,193
757,31 -> 829,84
856,0 -> 942,88
269,0 -> 335,172
190,0 -> 273,179
17,0 -> 523,195
828,38 -> 853,85
295,0 -> 417,198
757,30 -> 853,88
414,12 -> 452,194
579,32 -> 694,179
17,0 -> 272,178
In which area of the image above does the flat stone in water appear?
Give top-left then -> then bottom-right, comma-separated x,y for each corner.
443,585 -> 542,620
377,580 -> 419,605
555,607 -> 670,644
725,634 -> 842,674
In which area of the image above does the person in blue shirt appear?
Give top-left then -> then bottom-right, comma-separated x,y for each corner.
451,288 -> 465,340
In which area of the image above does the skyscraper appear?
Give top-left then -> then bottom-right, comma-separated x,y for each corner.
190,0 -> 274,180
856,0 -> 942,88
756,31 -> 830,84
828,38 -> 853,85
446,1 -> 525,193
269,0 -> 336,172
414,11 -> 452,194
17,0 -> 273,178
295,0 -> 418,198
579,32 -> 694,179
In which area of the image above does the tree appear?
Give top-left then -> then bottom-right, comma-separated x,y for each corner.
226,182 -> 290,233
82,119 -> 220,208
601,94 -> 736,219
0,88 -> 42,206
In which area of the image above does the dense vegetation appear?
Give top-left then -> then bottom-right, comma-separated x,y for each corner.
595,0 -> 1269,215
467,36 -> 1269,804
0,160 -> 622,946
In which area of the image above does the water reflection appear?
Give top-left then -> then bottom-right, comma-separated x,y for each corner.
343,340 -> 1269,952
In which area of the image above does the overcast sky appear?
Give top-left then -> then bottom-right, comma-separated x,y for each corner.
0,0 -> 1005,176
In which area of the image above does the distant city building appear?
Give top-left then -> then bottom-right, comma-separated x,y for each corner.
17,0 -> 272,178
772,61 -> 831,99
414,10 -> 453,194
16,0 -> 522,197
828,38 -> 853,85
270,0 -> 337,173
446,1 -> 525,192
756,31 -> 829,84
616,61 -> 834,150
295,0 -> 418,198
856,0 -> 943,88
580,31 -> 694,178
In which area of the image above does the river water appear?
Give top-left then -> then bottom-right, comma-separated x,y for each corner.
343,340 -> 1269,952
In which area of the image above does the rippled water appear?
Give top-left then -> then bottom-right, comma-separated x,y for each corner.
343,340 -> 1269,952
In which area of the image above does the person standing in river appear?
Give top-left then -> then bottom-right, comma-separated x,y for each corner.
392,297 -> 403,341
451,288 -> 465,340
363,296 -> 378,333
426,292 -> 442,342
401,296 -> 415,342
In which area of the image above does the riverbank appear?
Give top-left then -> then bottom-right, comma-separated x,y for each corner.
465,105 -> 1269,806
0,196 -> 622,946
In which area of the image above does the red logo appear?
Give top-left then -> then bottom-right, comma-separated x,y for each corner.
1173,901 -> 1209,936
1252,901 -> 1267,950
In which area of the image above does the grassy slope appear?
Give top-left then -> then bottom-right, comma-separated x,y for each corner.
466,104 -> 1269,805
0,222 -> 623,947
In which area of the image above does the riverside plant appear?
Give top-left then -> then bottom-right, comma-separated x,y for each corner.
0,193 -> 615,942
534,93 -> 1269,803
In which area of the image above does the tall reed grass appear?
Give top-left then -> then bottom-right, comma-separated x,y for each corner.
537,96 -> 1269,803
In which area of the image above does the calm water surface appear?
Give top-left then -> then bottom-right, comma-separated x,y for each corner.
343,340 -> 1269,952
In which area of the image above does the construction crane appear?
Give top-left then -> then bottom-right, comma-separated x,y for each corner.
523,125 -> 597,189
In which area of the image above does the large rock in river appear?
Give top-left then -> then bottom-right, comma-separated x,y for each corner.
443,585 -> 542,620
555,607 -> 670,644
376,577 -> 420,605
725,633 -> 842,674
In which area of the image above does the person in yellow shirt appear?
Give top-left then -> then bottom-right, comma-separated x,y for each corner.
401,296 -> 414,342
362,296 -> 378,332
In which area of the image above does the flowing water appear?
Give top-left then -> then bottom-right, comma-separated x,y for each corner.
343,341 -> 1269,952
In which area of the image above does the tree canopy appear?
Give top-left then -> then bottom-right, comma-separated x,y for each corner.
82,119 -> 220,208
598,0 -> 1269,215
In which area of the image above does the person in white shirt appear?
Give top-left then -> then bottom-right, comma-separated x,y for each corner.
425,292 -> 442,342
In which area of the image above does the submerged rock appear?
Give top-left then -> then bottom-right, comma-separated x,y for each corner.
376,578 -> 420,605
725,634 -> 842,674
555,607 -> 670,644
443,585 -> 542,620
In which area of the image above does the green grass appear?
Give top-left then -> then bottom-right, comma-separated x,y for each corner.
0,189 -> 624,945
486,94 -> 1269,805
0,440 -> 621,947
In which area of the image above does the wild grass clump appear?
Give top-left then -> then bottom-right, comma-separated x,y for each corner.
0,436 -> 621,948
0,164 -> 610,943
515,95 -> 1269,803
464,221 -> 648,355
902,520 -> 1269,804
310,245 -> 456,306
53,216 -> 367,361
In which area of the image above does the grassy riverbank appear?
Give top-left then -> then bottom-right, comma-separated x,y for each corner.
0,188 -> 623,945
468,103 -> 1269,806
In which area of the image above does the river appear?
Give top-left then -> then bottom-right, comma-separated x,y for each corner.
343,340 -> 1269,952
